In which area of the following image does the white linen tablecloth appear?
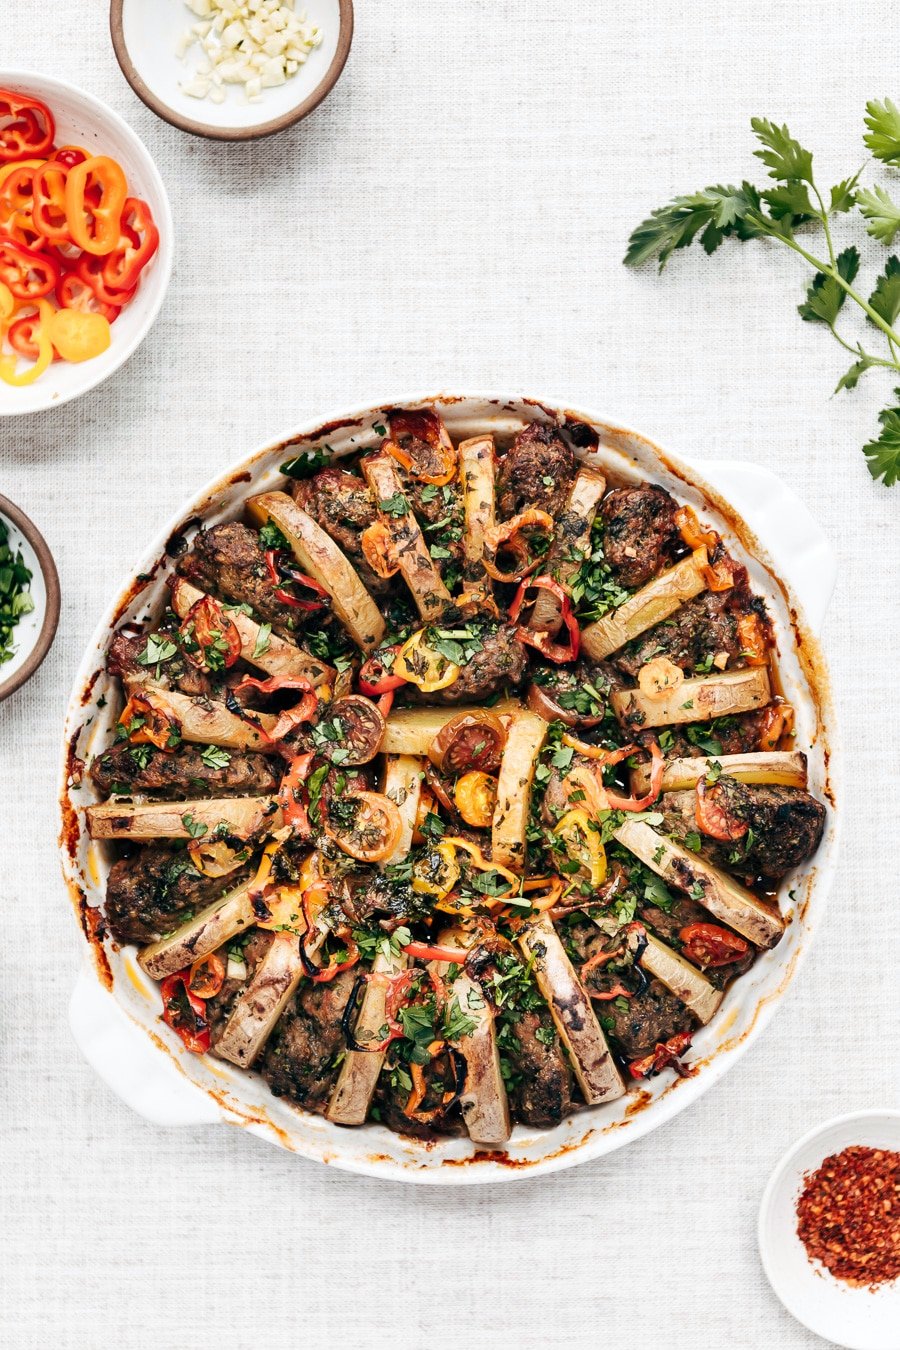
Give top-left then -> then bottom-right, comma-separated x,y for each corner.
2,3 -> 898,1346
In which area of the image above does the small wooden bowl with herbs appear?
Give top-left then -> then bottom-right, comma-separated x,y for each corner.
0,493 -> 60,703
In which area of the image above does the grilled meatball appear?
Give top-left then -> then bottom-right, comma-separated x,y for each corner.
104,846 -> 250,945
504,1010 -> 573,1129
177,522 -> 301,636
410,623 -> 527,705
90,742 -> 280,799
291,468 -> 389,596
528,657 -> 625,726
374,1044 -> 467,1139
614,592 -> 740,678
661,782 -> 826,878
593,976 -> 695,1058
496,422 -> 576,519
395,470 -> 465,580
664,708 -> 771,759
107,629 -> 214,698
261,970 -> 356,1114
600,485 -> 678,588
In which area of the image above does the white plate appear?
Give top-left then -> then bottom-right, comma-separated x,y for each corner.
759,1110 -> 900,1349
0,510 -> 47,685
0,70 -> 173,417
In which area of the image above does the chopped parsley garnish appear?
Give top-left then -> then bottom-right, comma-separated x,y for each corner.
137,634 -> 177,667
378,492 -> 410,517
258,521 -> 290,551
181,812 -> 208,839
200,745 -> 232,771
252,622 -> 272,659
0,518 -> 33,668
280,448 -> 331,479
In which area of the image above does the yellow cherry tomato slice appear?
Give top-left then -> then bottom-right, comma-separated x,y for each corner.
47,308 -> 111,363
454,770 -> 498,828
555,807 -> 607,888
394,628 -> 460,692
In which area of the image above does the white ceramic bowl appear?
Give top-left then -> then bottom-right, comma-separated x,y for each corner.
59,394 -> 841,1182
0,492 -> 60,701
759,1111 -> 900,1349
0,70 -> 173,417
110,0 -> 353,141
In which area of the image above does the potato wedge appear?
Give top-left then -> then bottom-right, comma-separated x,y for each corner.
518,917 -> 624,1105
491,708 -> 548,870
247,490 -> 385,653
581,549 -> 709,660
169,576 -> 332,686
213,926 -> 326,1068
630,750 -> 808,796
612,666 -> 771,731
614,818 -> 784,947
458,434 -> 497,610
382,700 -> 519,755
87,795 -> 280,841
129,683 -> 278,751
139,874 -> 258,981
530,466 -> 606,634
360,453 -> 454,623
327,757 -> 423,1126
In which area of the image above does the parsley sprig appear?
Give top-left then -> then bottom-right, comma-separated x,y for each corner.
626,104 -> 900,485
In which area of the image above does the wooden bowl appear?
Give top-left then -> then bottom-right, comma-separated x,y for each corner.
110,0 -> 353,141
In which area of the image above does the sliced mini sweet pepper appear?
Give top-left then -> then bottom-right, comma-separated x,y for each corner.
0,90 -> 55,162
0,297 -> 54,385
100,197 -> 159,291
64,155 -> 127,255
0,236 -> 59,299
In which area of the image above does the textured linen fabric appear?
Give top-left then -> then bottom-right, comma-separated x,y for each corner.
2,3 -> 899,1347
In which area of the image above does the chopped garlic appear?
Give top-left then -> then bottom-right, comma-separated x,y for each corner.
176,0 -> 322,104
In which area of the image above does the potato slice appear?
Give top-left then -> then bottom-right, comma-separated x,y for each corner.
139,874 -> 258,980
360,453 -> 453,623
491,708 -> 548,870
130,683 -> 278,752
382,700 -> 519,755
581,550 -> 709,660
458,434 -> 497,609
87,795 -> 279,841
612,666 -> 771,731
614,818 -> 784,947
212,928 -> 325,1068
169,576 -> 332,686
530,466 -> 606,634
630,750 -> 808,796
326,756 -> 423,1126
518,917 -> 625,1105
247,490 -> 385,653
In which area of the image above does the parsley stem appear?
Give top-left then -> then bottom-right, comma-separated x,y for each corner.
828,324 -> 899,371
771,227 -> 900,351
812,185 -> 837,269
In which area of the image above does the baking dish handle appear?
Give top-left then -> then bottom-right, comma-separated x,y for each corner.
69,970 -> 223,1127
696,461 -> 836,636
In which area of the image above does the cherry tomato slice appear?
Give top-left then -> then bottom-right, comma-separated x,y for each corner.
317,695 -> 385,765
325,790 -> 403,863
188,952 -> 226,999
428,711 -> 507,775
679,922 -> 750,969
694,777 -> 748,842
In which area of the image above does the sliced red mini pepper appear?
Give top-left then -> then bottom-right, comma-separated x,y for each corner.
49,144 -> 88,170
0,90 -> 55,162
56,270 -> 121,323
160,971 -> 210,1054
64,155 -> 127,255
264,548 -> 330,611
6,310 -> 61,361
75,251 -> 136,307
0,236 -> 59,299
510,575 -> 581,663
100,197 -> 159,292
358,645 -> 406,696
31,162 -> 71,243
629,1030 -> 694,1080
0,163 -> 37,229
278,749 -> 315,832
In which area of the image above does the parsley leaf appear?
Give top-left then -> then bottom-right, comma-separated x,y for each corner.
868,255 -> 900,326
378,492 -> 409,517
181,812 -> 208,839
258,522 -> 289,551
797,246 -> 860,324
864,98 -> 900,164
138,634 -> 177,667
252,622 -> 272,660
280,448 -> 331,479
751,118 -> 814,183
863,396 -> 900,485
200,745 -> 231,771
857,187 -> 900,245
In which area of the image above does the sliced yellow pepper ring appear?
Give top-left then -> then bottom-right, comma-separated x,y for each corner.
0,298 -> 54,386
0,283 -> 14,321
0,158 -> 42,193
394,627 -> 460,692
412,840 -> 461,900
48,308 -> 111,363
521,875 -> 565,913
555,808 -> 607,888
255,882 -> 307,935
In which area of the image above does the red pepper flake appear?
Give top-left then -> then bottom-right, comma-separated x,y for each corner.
796,1145 -> 900,1289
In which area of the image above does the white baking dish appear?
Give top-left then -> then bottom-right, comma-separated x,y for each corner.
59,394 -> 840,1183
